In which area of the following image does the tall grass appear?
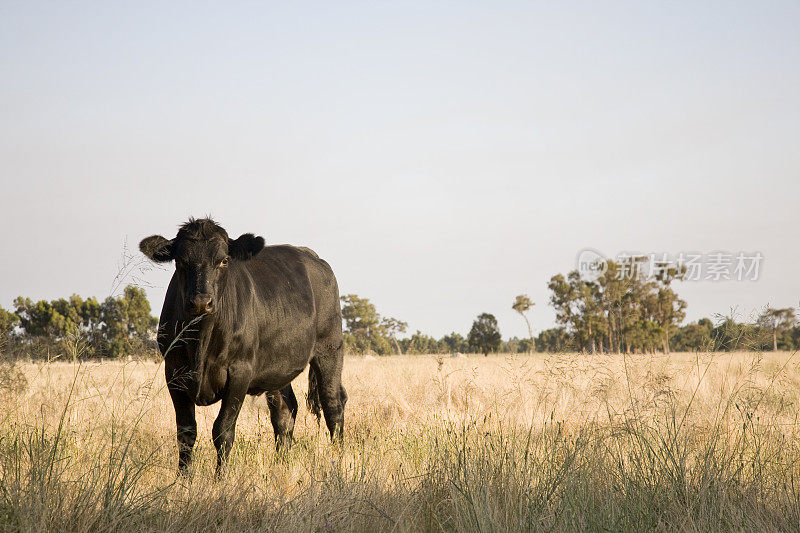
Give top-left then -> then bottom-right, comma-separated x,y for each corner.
1,351 -> 799,531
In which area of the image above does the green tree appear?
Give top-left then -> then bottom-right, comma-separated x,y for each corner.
548,272 -> 605,353
651,264 -> 687,353
13,295 -> 89,339
101,286 -> 158,357
613,256 -> 657,353
578,278 -> 607,353
340,294 -> 395,355
758,307 -> 797,351
650,287 -> 686,354
670,318 -> 713,352
535,327 -> 571,352
14,297 -> 59,337
711,317 -> 758,352
548,256 -> 688,354
401,331 -> 441,354
504,336 -> 532,354
381,317 -> 408,354
511,294 -> 535,353
440,332 -> 469,353
13,286 -> 156,359
50,297 -> 82,337
468,313 -> 501,356
341,294 -> 382,334
788,325 -> 800,351
76,295 -> 102,336
0,306 -> 19,339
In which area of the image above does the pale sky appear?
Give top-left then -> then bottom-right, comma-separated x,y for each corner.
1,1 -> 799,339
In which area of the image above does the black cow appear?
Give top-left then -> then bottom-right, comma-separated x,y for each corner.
139,218 -> 346,476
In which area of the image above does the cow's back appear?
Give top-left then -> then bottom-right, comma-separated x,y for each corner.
246,244 -> 341,340
294,247 -> 343,342
238,245 -> 341,389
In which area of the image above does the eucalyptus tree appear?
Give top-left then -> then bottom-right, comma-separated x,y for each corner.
511,294 -> 535,353
468,313 -> 502,356
758,307 -> 797,351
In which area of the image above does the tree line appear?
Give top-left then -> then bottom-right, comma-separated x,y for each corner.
338,294 -> 504,356
0,285 -> 157,360
1,267 -> 797,359
533,257 -> 798,354
340,254 -> 799,355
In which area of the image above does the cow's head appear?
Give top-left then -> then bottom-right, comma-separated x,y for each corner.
139,218 -> 264,316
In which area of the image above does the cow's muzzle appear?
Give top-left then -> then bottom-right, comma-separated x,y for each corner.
187,294 -> 213,315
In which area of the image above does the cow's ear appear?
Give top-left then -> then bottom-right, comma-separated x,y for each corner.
139,235 -> 174,262
229,233 -> 265,260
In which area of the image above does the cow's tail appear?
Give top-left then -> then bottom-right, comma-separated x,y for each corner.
307,366 -> 322,422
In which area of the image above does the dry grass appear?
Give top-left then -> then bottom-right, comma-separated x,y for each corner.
2,351 -> 800,531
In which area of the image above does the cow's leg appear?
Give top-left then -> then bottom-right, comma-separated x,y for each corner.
166,363 -> 197,477
212,365 -> 250,477
310,340 -> 347,441
266,385 -> 298,453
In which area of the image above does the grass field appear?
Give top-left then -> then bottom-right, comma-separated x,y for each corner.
2,351 -> 800,531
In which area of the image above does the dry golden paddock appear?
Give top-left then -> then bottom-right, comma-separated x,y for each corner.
2,351 -> 800,531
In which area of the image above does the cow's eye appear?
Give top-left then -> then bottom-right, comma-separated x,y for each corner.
219,257 -> 229,268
